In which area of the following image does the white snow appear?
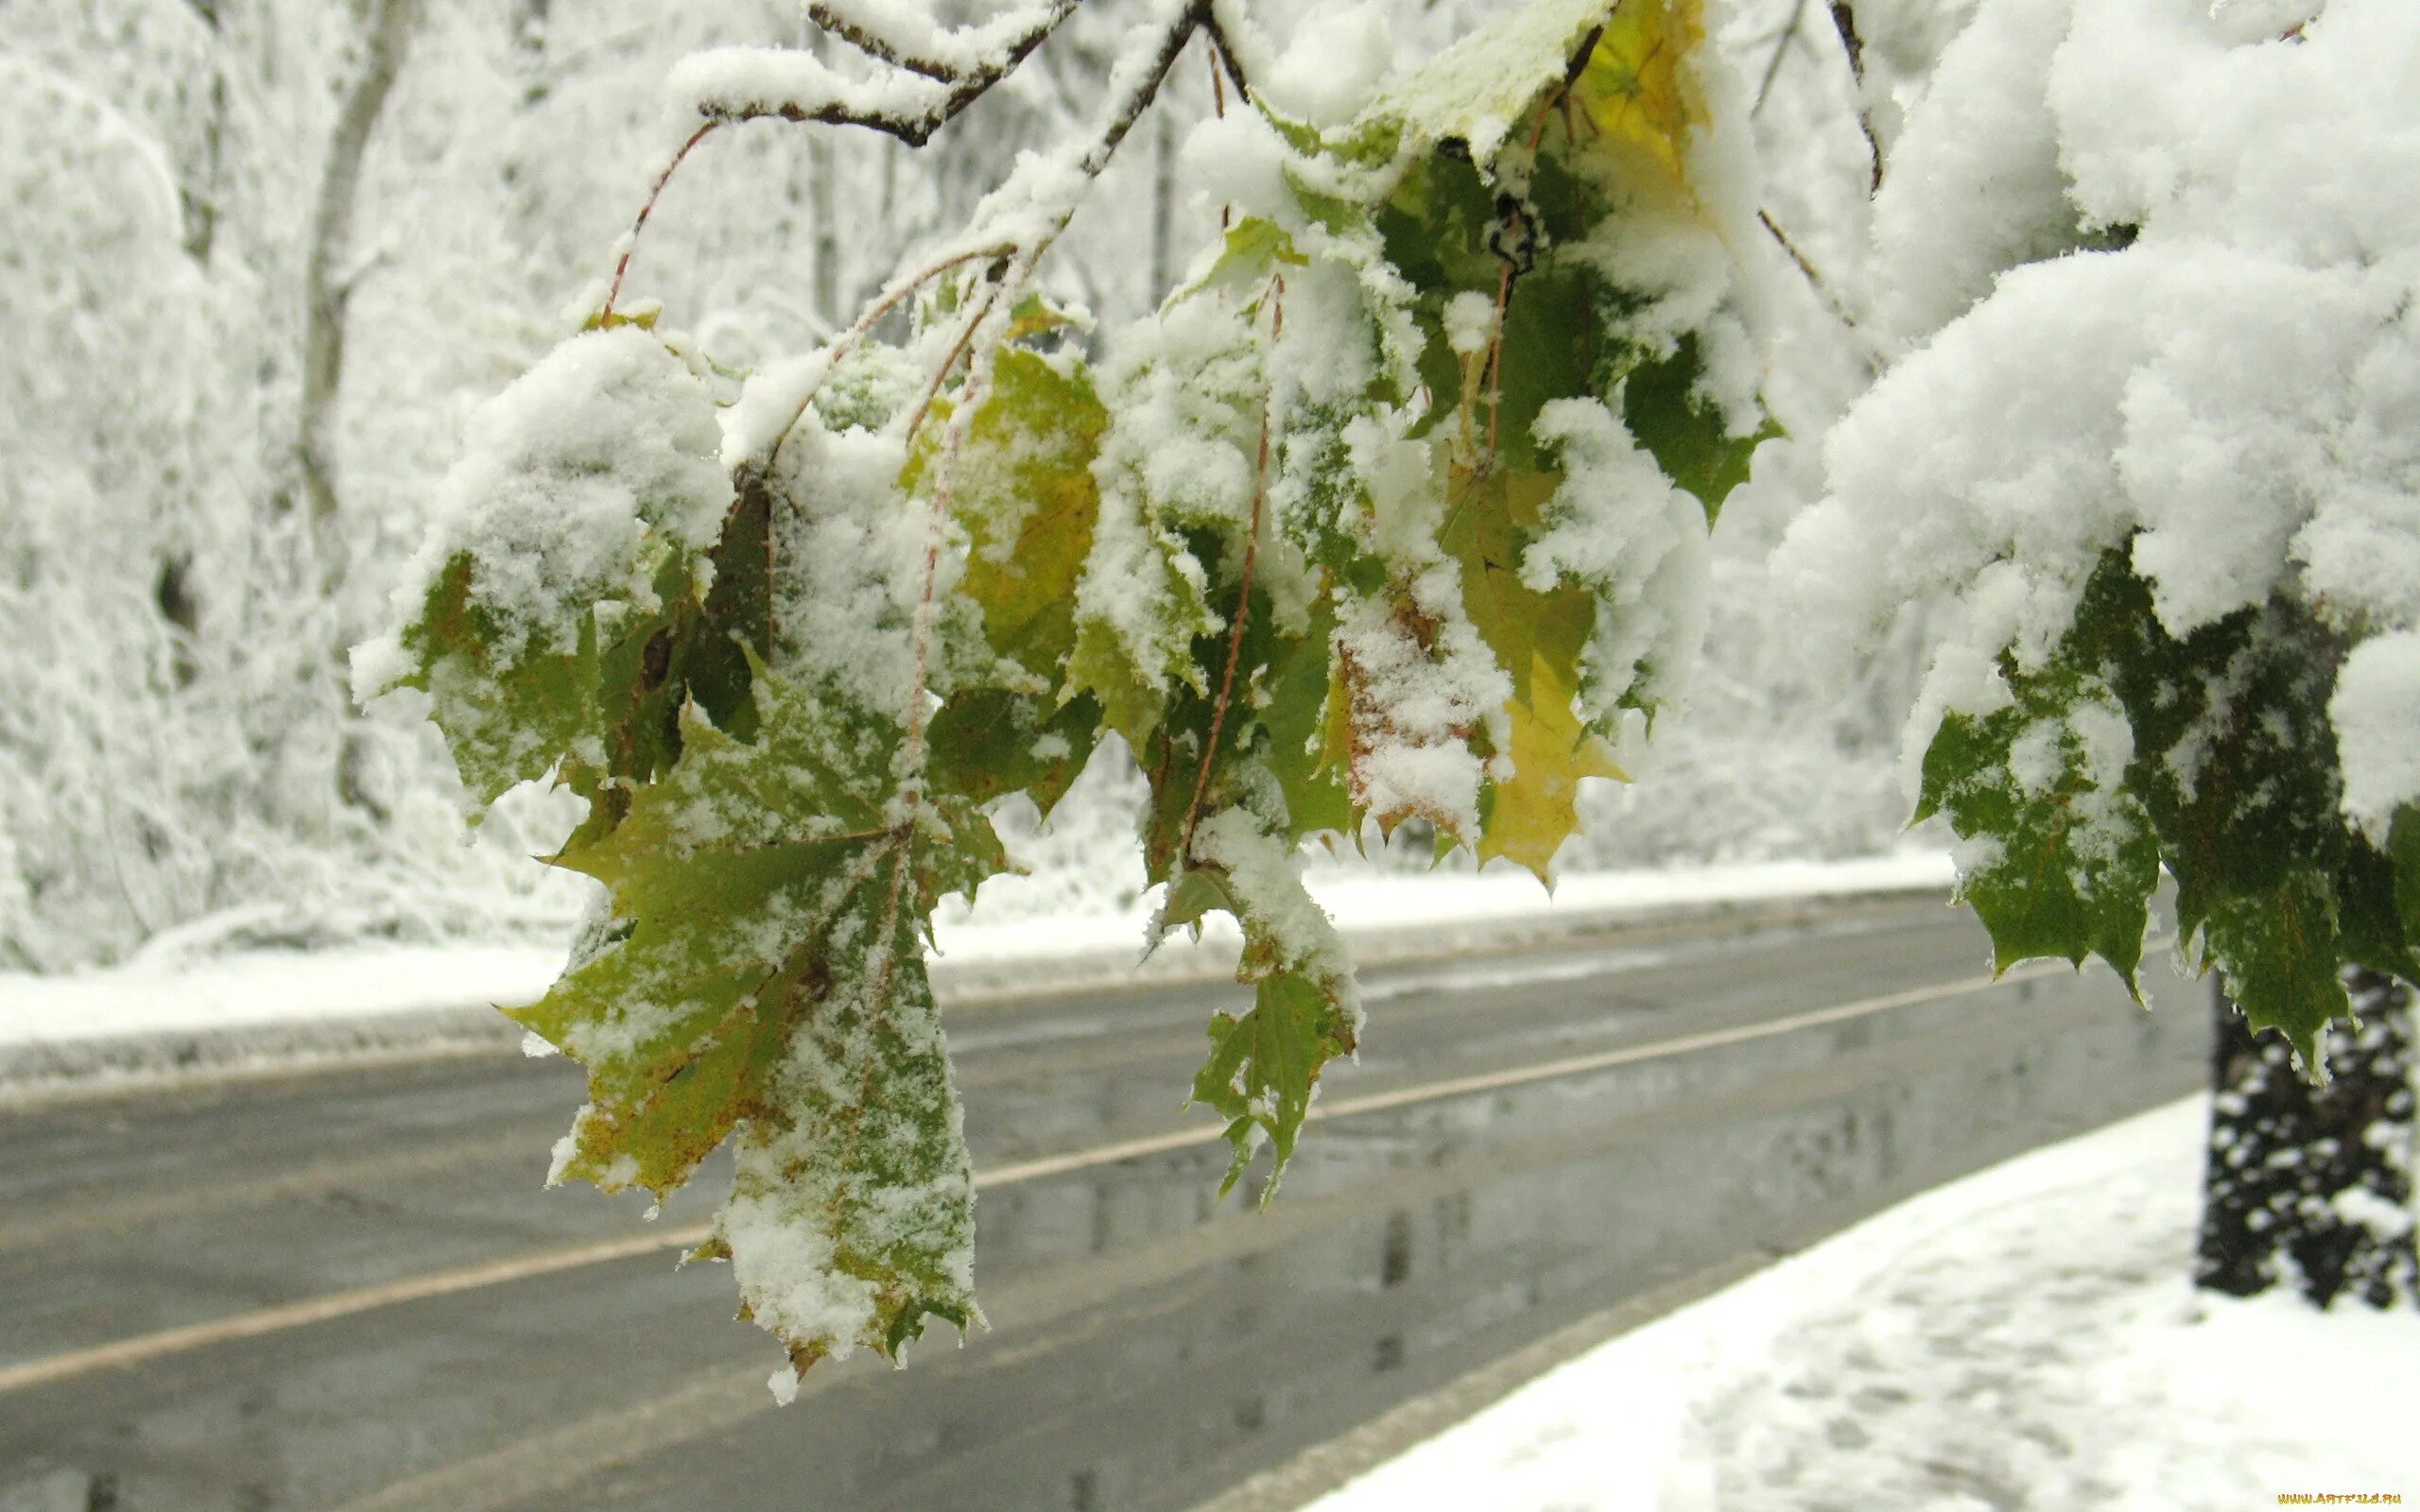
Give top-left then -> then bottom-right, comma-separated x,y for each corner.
364,325 -> 732,684
668,45 -> 948,129
0,944 -> 566,1050
810,0 -> 1069,80
1778,0 -> 2420,818
2332,632 -> 2420,841
1525,398 -> 1713,722
1256,3 -> 1401,129
1305,1096 -> 2420,1512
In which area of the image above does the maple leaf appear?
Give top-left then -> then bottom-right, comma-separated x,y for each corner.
1162,808 -> 1361,1198
513,669 -> 1002,1373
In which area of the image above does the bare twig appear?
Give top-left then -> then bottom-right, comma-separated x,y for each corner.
754,243 -> 1016,470
1828,1 -> 1866,80
1752,0 -> 1807,114
1201,8 -> 1252,98
1828,2 -> 1882,191
1759,208 -> 1881,369
600,121 -> 716,321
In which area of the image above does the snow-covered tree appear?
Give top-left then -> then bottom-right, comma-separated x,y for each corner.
1775,0 -> 2420,1308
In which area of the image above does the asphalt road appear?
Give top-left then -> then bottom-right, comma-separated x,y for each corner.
0,895 -> 2211,1512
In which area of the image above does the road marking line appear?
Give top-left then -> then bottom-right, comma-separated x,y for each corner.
0,1230 -> 698,1397
0,952 -> 2116,1397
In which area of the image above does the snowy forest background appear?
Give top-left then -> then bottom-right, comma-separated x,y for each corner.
0,0 -> 1974,973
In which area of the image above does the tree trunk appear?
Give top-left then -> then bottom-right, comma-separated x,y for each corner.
178,0 -> 228,263
299,0 -> 423,531
809,34 -> 842,331
2196,966 -> 2419,1309
1148,96 -> 1177,303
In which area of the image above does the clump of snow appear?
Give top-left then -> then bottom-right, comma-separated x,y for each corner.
812,0 -> 1073,80
716,1172 -> 884,1364
1188,806 -> 1364,1031
1525,398 -> 1712,722
372,326 -> 731,680
1860,0 -> 2078,350
1334,566 -> 1506,837
1442,290 -> 1496,357
1305,1097 -> 2420,1512
765,414 -> 942,715
1257,3 -> 1402,129
2330,632 -> 2420,840
1778,0 -> 2420,817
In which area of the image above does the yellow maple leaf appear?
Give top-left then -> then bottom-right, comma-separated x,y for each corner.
1481,649 -> 1629,881
1572,0 -> 1707,198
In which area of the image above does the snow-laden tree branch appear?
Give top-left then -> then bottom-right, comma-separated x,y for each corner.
369,0 -> 1784,1392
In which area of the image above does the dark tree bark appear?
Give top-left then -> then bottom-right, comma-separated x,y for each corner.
2196,967 -> 2418,1309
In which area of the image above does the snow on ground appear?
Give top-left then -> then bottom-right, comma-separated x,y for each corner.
1305,1097 -> 2420,1512
0,850 -> 1950,1054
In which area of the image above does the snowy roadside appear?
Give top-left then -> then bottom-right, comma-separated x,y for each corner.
1292,1097 -> 2420,1512
0,851 -> 1950,1099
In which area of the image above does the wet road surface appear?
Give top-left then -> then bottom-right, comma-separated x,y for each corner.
0,895 -> 2210,1511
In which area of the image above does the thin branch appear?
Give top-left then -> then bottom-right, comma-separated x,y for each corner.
809,0 -> 1081,86
1200,8 -> 1251,99
1828,2 -> 1882,191
1752,0 -> 1807,114
710,1 -> 1085,147
901,284 -> 1003,441
1828,1 -> 1866,80
600,121 -> 716,321
1184,275 -> 1282,864
1759,208 -> 1881,370
758,244 -> 1014,470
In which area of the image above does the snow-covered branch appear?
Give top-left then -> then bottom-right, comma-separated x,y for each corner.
673,0 -> 1090,147
806,0 -> 1081,85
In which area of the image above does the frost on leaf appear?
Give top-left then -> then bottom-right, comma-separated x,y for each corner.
512,670 -> 1001,1372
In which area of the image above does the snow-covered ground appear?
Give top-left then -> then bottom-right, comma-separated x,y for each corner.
0,851 -> 1950,1055
1305,1097 -> 2420,1512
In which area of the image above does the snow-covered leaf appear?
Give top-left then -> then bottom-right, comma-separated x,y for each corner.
515,669 -> 1000,1373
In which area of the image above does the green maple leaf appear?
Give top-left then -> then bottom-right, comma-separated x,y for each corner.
1928,551 -> 2413,1069
395,545 -> 693,811
1160,816 -> 1360,1199
921,347 -> 1109,684
1914,672 -> 2159,990
513,669 -> 1002,1372
1260,600 -> 1357,841
372,327 -> 750,819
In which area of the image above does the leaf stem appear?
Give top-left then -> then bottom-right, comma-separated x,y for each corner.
1181,274 -> 1283,862
600,121 -> 717,322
